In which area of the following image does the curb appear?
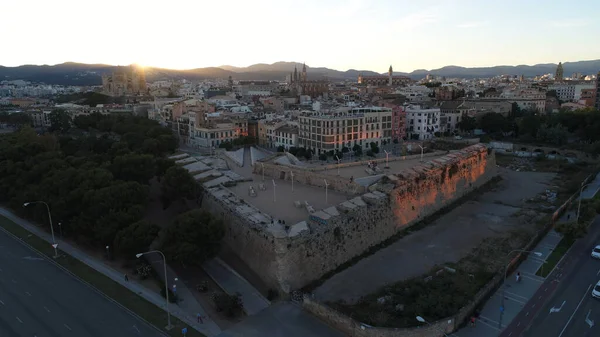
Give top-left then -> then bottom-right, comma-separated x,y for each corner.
0,223 -> 169,337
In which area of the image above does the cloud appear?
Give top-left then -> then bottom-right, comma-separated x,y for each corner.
550,20 -> 590,28
456,21 -> 487,28
395,10 -> 440,30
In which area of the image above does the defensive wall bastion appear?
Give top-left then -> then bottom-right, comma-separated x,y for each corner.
202,144 -> 497,293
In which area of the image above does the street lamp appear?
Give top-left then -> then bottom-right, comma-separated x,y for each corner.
418,144 -> 424,162
23,201 -> 58,258
261,163 -> 265,181
335,155 -> 341,175
576,182 -> 594,224
415,316 -> 449,337
272,179 -> 277,202
290,170 -> 294,192
383,150 -> 390,168
499,250 -> 543,329
136,251 -> 172,330
324,179 -> 329,204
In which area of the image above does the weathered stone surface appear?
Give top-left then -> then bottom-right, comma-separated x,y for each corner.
203,144 -> 497,292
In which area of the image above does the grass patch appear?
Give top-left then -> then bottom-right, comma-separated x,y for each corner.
535,237 -> 574,277
0,215 -> 205,337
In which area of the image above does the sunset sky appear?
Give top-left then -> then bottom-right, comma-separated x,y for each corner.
2,0 -> 599,72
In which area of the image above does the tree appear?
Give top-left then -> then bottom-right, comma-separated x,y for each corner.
352,144 -> 362,156
160,166 -> 200,209
213,293 -> 244,317
160,209 -> 225,265
457,116 -> 476,132
341,146 -> 350,153
536,123 -> 568,146
219,141 -> 233,151
110,153 -> 156,184
318,153 -> 328,161
393,139 -> 399,144
48,109 -> 71,133
277,145 -> 285,152
517,115 -> 542,138
113,220 -> 161,258
479,113 -> 510,134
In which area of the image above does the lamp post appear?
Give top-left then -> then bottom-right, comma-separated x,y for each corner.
415,316 -> 449,337
324,179 -> 329,204
418,144 -> 424,162
261,163 -> 265,181
383,150 -> 390,168
576,182 -> 594,224
290,170 -> 294,192
335,155 -> 341,175
58,222 -> 63,240
272,179 -> 277,202
499,250 -> 543,329
136,251 -> 172,330
23,201 -> 58,258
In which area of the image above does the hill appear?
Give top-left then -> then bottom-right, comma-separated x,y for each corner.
1,60 -> 598,85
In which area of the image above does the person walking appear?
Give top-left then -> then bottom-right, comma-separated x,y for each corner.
124,274 -> 129,282
470,316 -> 476,327
197,313 -> 203,324
516,272 -> 521,283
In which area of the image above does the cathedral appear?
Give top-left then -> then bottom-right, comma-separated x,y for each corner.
289,63 -> 329,98
101,65 -> 148,96
555,62 -> 564,81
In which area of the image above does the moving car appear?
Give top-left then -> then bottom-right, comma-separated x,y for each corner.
592,245 -> 600,259
593,280 -> 600,299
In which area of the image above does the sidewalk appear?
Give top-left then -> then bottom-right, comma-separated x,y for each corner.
457,172 -> 600,337
456,230 -> 563,337
0,207 -> 221,337
203,258 -> 270,315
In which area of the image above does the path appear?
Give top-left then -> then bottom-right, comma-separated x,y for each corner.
0,207 -> 221,337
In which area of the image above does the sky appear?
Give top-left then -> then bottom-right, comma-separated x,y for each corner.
2,0 -> 600,72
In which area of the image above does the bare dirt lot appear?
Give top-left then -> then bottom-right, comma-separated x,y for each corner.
313,167 -> 557,303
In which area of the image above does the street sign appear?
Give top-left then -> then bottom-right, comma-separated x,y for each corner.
182,327 -> 188,336
52,243 -> 58,249
500,305 -> 504,313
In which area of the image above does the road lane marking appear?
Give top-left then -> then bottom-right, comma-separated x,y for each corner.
558,283 -> 592,337
64,324 -> 72,331
133,325 -> 140,334
505,291 -> 529,300
25,292 -> 31,297
16,317 -> 22,323
0,300 -> 4,305
477,316 -> 502,331
44,306 -> 50,312
597,268 -> 600,276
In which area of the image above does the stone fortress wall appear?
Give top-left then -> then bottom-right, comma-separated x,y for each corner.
203,144 -> 497,292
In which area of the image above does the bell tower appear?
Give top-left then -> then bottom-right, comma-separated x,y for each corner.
388,65 -> 393,86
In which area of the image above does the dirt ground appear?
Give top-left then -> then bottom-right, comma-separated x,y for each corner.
313,167 -> 557,303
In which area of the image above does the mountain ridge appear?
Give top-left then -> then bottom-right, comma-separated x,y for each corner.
1,60 -> 598,86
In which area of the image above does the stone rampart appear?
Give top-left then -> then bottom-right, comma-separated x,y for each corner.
206,144 -> 497,293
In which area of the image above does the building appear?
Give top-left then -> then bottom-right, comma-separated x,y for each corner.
580,88 -> 595,107
297,107 -> 392,154
595,72 -> 600,110
548,83 -> 595,102
405,105 -> 440,140
101,65 -> 147,96
555,62 -> 564,81
189,117 -> 248,149
234,81 -> 278,97
289,64 -> 329,98
274,125 -> 299,150
462,99 -> 513,117
358,65 -> 411,86
375,99 -> 406,142
258,119 -> 286,147
439,100 -> 476,134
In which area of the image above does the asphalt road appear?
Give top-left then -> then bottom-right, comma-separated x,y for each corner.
0,228 -> 167,337
521,217 -> 600,337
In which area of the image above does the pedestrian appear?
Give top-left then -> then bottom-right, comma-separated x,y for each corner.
516,272 -> 521,283
567,214 -> 571,220
124,273 -> 129,282
197,313 -> 203,324
470,316 -> 476,327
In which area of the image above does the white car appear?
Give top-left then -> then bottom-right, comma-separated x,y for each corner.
593,280 -> 600,299
592,245 -> 600,259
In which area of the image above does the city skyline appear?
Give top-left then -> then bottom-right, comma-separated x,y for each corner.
2,0 -> 600,73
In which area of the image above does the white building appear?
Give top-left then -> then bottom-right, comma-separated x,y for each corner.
274,125 -> 299,149
298,106 -> 392,154
405,105 -> 440,140
548,83 -> 595,102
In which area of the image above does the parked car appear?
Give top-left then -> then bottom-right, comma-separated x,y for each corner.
591,245 -> 600,259
592,280 -> 600,299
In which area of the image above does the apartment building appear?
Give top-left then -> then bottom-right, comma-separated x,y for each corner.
439,100 -> 475,134
258,119 -> 286,148
548,83 -> 595,102
405,105 -> 440,140
297,106 -> 392,154
274,125 -> 299,150
188,113 -> 248,149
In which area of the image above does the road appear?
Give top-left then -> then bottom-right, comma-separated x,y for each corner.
0,227 -> 167,337
515,217 -> 600,337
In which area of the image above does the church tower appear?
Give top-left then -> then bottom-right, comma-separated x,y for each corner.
555,62 -> 564,81
388,65 -> 393,86
293,66 -> 298,82
302,63 -> 307,82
